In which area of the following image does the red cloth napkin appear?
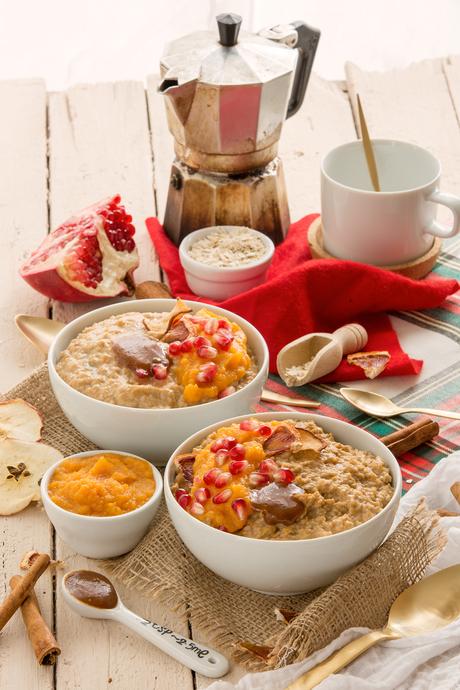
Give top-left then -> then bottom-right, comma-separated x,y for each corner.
146,215 -> 458,379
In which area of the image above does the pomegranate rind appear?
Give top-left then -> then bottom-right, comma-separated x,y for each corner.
0,399 -> 43,442
0,438 -> 63,515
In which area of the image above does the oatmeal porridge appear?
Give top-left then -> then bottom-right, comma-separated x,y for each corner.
56,301 -> 257,408
172,418 -> 394,539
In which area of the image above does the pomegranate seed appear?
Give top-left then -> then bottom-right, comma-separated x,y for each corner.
259,459 -> 278,475
214,471 -> 232,488
189,316 -> 207,325
258,425 -> 272,437
212,488 -> 232,504
196,362 -> 218,384
177,492 -> 192,509
211,436 -> 237,452
229,443 -> 245,460
217,525 -> 229,532
203,468 -> 221,485
135,368 -> 150,379
204,318 -> 219,335
228,460 -> 248,475
211,438 -> 226,453
195,487 -> 210,504
273,468 -> 295,484
194,336 -> 210,349
175,488 -> 188,500
218,386 -> 236,399
190,501 -> 205,516
197,345 -> 218,360
180,339 -> 194,353
232,498 -> 248,521
248,472 -> 270,488
218,319 -> 231,330
239,419 -> 258,431
214,330 -> 233,350
214,450 -> 228,466
168,341 -> 183,356
152,364 -> 168,380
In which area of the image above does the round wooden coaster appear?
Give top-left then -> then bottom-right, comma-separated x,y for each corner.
308,217 -> 442,280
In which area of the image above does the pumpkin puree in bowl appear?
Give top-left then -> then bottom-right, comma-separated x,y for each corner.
48,453 -> 155,517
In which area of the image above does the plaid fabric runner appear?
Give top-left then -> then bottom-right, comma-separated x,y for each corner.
259,236 -> 460,494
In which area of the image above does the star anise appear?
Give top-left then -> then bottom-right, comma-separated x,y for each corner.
6,462 -> 31,481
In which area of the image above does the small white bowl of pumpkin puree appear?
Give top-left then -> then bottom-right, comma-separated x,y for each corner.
41,450 -> 162,558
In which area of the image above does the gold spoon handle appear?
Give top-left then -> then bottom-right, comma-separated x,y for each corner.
261,391 -> 320,408
405,407 -> 460,421
285,629 -> 393,690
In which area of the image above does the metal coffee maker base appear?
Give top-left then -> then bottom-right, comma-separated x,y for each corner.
163,157 -> 290,245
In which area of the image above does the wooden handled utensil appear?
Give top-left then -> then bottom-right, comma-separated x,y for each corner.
277,323 -> 368,387
357,94 -> 380,192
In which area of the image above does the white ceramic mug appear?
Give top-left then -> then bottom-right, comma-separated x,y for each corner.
320,139 -> 460,265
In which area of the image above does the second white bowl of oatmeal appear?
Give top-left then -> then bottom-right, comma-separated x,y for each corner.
179,226 -> 275,300
165,412 -> 402,595
48,299 -> 269,465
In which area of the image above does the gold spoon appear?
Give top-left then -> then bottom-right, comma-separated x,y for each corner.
340,387 -> 460,421
15,314 -> 320,409
357,93 -> 380,192
287,564 -> 460,690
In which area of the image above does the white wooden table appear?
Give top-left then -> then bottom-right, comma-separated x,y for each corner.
1,58 -> 460,689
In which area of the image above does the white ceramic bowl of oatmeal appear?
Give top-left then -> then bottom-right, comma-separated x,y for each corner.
179,226 -> 274,300
165,412 -> 402,594
48,299 -> 269,464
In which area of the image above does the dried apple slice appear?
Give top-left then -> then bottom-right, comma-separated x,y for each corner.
263,424 -> 297,456
0,399 -> 43,442
293,427 -> 327,458
237,641 -> 273,661
175,453 -> 196,486
0,439 -> 63,515
146,298 -> 192,340
162,316 -> 195,344
347,351 -> 390,379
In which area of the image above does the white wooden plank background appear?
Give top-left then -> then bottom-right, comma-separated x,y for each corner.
0,79 -> 54,690
48,81 -> 160,325
1,57 -> 460,689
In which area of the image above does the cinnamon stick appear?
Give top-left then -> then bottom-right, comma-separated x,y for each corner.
0,552 -> 50,631
10,575 -> 60,665
381,418 -> 439,457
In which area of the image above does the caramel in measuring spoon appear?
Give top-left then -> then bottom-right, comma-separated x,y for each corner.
64,570 -> 118,609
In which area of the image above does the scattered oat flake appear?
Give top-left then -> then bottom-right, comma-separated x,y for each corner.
188,227 -> 268,268
450,482 -> 460,504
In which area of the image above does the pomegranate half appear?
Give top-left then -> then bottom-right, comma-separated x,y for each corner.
20,195 -> 139,302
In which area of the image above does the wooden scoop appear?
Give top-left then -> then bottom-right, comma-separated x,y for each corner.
277,324 -> 368,387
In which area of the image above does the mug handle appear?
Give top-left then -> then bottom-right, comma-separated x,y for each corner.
425,190 -> 460,238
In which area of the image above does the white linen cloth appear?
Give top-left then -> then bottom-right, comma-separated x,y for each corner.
208,454 -> 460,690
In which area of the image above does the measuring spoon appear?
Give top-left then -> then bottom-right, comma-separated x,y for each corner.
277,324 -> 368,386
62,570 -> 229,678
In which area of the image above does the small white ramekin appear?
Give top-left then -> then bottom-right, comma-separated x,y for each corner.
41,450 -> 163,558
179,226 -> 275,300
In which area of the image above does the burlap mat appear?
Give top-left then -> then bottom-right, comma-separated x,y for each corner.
4,364 -> 447,671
